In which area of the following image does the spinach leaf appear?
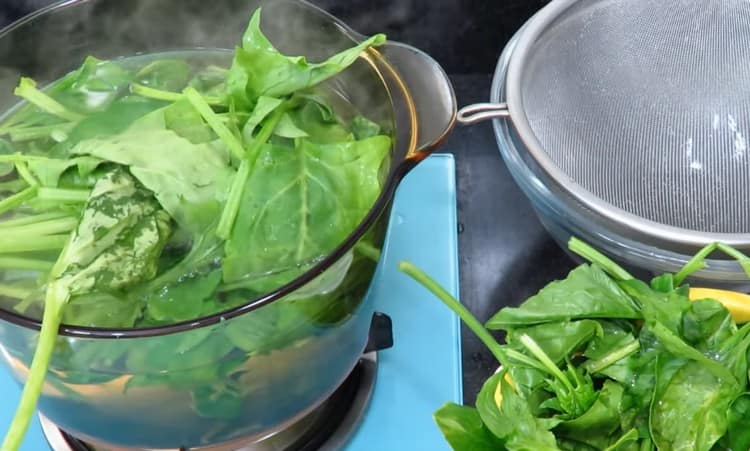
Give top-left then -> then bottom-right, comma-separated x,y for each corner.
54,56 -> 133,114
433,403 -> 505,451
603,428 -> 640,451
476,372 -> 561,450
555,381 -> 624,449
144,270 -> 222,323
222,135 -> 390,288
487,264 -> 640,329
351,115 -> 382,140
63,291 -> 142,328
6,56 -> 132,128
582,322 -> 639,383
508,320 -> 602,364
645,321 -> 736,384
223,298 -> 312,353
2,169 -> 171,450
290,250 -> 376,326
241,95 -> 283,139
650,324 -> 750,451
618,279 -> 689,335
162,98 -> 215,144
26,156 -> 102,187
287,95 -> 353,143
502,321 -> 602,399
682,298 -> 736,352
53,169 -> 172,294
70,119 -> 232,233
650,359 -> 736,451
188,65 -> 228,98
273,113 -> 310,138
57,96 -> 165,151
134,59 -> 191,92
125,325 -> 232,376
225,9 -> 385,109
403,238 -> 750,451
723,393 -> 750,451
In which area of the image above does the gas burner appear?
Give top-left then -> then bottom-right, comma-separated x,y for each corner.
40,353 -> 377,451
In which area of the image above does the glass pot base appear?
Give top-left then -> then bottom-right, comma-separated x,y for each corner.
40,352 -> 377,451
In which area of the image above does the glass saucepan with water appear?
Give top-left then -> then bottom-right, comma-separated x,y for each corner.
0,0 -> 456,448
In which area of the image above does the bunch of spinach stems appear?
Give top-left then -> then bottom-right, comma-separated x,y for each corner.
401,238 -> 750,451
0,9 -> 390,450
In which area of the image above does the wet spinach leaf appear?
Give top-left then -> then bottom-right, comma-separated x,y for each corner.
434,403 -> 504,451
487,264 -> 640,329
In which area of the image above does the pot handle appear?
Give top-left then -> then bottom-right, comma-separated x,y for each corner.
375,41 -> 457,156
457,102 -> 510,125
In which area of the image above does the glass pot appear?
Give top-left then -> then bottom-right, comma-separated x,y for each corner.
0,0 -> 456,448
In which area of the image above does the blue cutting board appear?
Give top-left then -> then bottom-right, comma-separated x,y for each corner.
346,154 -> 461,450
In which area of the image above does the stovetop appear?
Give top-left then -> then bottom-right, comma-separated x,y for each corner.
0,154 -> 462,450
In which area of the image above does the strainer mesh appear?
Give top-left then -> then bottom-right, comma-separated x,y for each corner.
521,0 -> 750,233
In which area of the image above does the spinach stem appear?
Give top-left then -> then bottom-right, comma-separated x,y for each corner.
716,243 -> 750,279
504,348 -> 549,373
13,78 -> 85,122
0,234 -> 68,253
354,241 -> 381,262
1,282 -> 67,451
568,237 -> 633,281
674,243 -> 750,284
0,212 -> 70,228
14,160 -> 38,187
9,123 -> 74,142
639,438 -> 654,451
567,357 -> 585,387
37,187 -> 91,203
184,87 -> 245,160
130,83 -> 224,106
518,333 -> 575,393
673,242 -> 718,285
217,159 -> 250,241
0,257 -> 53,271
0,186 -> 38,216
0,154 -> 47,163
216,104 -> 287,240
0,217 -> 78,238
398,260 -> 509,367
584,339 -> 640,374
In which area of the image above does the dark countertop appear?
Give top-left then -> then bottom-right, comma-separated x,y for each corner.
0,0 -> 574,405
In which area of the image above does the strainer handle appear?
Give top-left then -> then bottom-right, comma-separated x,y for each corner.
457,102 -> 510,125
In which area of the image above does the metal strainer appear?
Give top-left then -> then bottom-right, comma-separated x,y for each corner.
459,0 -> 750,253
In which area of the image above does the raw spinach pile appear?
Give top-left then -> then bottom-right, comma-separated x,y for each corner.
401,238 -> 750,451
0,9 -> 389,450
